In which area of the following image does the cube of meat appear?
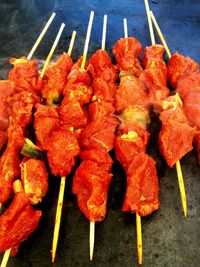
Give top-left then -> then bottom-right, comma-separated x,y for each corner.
59,98 -> 89,129
34,104 -> 60,149
8,57 -> 41,92
123,152 -> 160,217
80,148 -> 113,172
80,117 -> 119,152
88,49 -> 118,82
115,76 -> 149,113
115,121 -> 149,171
21,159 -> 48,205
167,52 -> 199,89
72,160 -> 112,221
159,106 -> 196,167
0,192 -> 42,255
46,129 -> 80,177
113,37 -> 143,76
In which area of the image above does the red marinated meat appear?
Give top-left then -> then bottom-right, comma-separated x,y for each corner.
42,71 -> 67,102
0,131 -> 7,151
0,125 -> 25,203
45,52 -> 73,78
113,37 -> 143,76
47,129 -> 80,177
142,45 -> 166,67
8,57 -> 42,92
183,88 -> 200,129
89,101 -> 115,122
167,52 -> 199,88
115,122 -> 149,170
159,106 -> 196,167
0,80 -> 17,131
63,82 -> 92,105
122,152 -> 159,216
42,53 -> 73,103
88,49 -> 118,82
80,117 -> 119,152
21,159 -> 48,204
176,72 -> 200,99
59,98 -> 89,129
92,78 -> 116,103
0,148 -> 21,203
0,192 -> 42,255
115,76 -> 149,113
140,45 -> 169,103
6,91 -> 40,128
80,148 -> 113,172
67,57 -> 91,86
72,160 -> 112,221
34,104 -> 60,149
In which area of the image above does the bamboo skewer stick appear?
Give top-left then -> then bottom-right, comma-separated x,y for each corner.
27,12 -> 56,60
67,31 -> 77,56
101,15 -> 107,51
40,23 -> 65,79
81,11 -> 94,69
0,248 -> 11,267
149,9 -> 187,217
149,11 -> 171,58
51,30 -> 77,263
123,18 -> 143,265
52,176 -> 66,263
144,0 -> 155,45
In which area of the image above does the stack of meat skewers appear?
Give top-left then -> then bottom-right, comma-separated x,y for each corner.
0,8 -> 200,267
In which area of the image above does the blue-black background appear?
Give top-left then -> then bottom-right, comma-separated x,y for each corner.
0,0 -> 200,266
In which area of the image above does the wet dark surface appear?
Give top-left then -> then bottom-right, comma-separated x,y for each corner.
1,0 -> 200,266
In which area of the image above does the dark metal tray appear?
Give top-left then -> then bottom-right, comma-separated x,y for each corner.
0,0 -> 200,266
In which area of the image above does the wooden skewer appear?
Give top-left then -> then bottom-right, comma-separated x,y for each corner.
0,248 -> 11,267
123,18 -> 143,265
81,11 -> 94,69
51,176 -> 66,262
144,0 -> 155,45
27,12 -> 56,60
67,31 -> 77,57
101,15 -> 107,51
149,11 -> 171,58
40,23 -> 65,79
51,31 -> 77,263
149,9 -> 187,217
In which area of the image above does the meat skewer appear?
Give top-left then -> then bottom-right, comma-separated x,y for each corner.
0,12 -> 56,211
150,9 -> 198,218
89,14 -> 107,261
72,13 -> 118,261
51,30 -> 77,263
124,18 -> 143,264
51,12 -> 94,262
144,0 -> 188,217
0,22 -> 65,267
123,17 -> 144,264
113,19 -> 160,265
